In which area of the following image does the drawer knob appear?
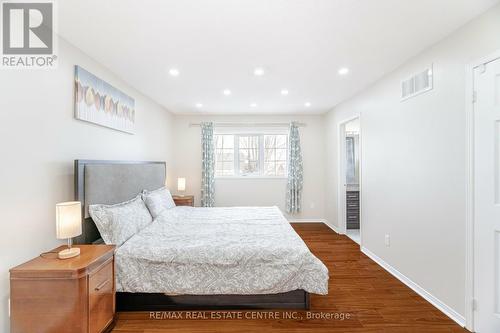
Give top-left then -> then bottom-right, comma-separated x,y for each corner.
94,279 -> 110,291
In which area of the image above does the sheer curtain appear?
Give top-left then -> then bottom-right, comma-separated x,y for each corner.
201,122 -> 215,207
286,122 -> 303,214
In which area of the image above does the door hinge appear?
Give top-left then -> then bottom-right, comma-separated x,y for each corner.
472,91 -> 477,103
472,298 -> 477,311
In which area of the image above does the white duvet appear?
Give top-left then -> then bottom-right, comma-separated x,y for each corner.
115,206 -> 329,295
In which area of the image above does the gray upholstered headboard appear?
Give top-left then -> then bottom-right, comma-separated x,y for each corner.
74,160 -> 166,244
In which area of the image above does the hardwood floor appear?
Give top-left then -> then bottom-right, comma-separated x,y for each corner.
112,223 -> 468,333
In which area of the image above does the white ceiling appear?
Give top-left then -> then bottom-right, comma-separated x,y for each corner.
58,0 -> 498,115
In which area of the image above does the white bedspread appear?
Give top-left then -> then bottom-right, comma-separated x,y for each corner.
115,206 -> 329,295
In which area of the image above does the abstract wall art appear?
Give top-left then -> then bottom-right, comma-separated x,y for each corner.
74,65 -> 135,134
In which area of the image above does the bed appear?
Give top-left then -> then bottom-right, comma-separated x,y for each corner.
74,159 -> 328,311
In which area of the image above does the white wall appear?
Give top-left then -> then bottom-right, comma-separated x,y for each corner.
3,3 -> 499,331
0,38 -> 175,332
324,4 -> 500,319
172,115 -> 326,220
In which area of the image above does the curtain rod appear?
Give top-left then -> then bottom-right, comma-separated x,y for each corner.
189,122 -> 306,128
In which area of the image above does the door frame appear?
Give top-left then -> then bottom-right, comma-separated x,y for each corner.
465,49 -> 500,332
337,114 -> 362,243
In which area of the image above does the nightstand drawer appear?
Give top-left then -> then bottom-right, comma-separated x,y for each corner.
173,195 -> 194,207
10,245 -> 115,333
89,259 -> 114,333
175,200 -> 193,206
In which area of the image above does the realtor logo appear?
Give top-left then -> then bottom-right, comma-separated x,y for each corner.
1,0 -> 57,68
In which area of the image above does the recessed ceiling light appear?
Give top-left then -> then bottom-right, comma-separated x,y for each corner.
254,67 -> 265,76
338,67 -> 349,75
195,103 -> 203,108
169,68 -> 179,76
304,102 -> 311,107
223,89 -> 231,96
250,103 -> 258,107
281,89 -> 289,96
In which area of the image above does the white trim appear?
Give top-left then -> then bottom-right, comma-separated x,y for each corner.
358,114 -> 364,246
465,49 -> 500,332
214,133 -> 289,178
323,221 -> 341,234
465,59 -> 475,332
290,220 -> 464,325
337,115 -> 362,240
361,246 -> 466,327
288,219 -> 326,223
337,120 -> 346,234
288,219 -> 341,234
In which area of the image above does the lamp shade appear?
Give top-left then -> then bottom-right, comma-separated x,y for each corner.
56,201 -> 82,239
177,178 -> 186,192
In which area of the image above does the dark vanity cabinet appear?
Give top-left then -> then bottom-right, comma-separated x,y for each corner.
346,190 -> 360,229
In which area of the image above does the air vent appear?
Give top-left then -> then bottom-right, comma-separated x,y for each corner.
401,66 -> 433,101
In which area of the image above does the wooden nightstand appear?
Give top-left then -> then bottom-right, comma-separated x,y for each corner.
173,195 -> 194,206
10,244 -> 116,333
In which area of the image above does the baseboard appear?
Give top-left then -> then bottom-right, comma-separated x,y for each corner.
288,219 -> 341,234
361,246 -> 466,327
321,221 -> 341,234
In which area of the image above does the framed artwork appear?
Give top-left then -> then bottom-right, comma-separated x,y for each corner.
74,65 -> 135,134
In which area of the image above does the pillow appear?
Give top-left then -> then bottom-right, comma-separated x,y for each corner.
89,194 -> 153,246
142,186 -> 176,218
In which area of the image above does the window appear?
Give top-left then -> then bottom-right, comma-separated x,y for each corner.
215,135 -> 234,176
238,135 -> 259,175
215,133 -> 288,177
264,134 -> 287,176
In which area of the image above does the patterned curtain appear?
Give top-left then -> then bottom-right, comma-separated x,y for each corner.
201,122 -> 215,207
286,122 -> 303,214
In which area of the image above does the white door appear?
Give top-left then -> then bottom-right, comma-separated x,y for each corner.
474,56 -> 500,333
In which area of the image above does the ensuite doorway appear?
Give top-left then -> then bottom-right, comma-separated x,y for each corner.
338,117 -> 361,244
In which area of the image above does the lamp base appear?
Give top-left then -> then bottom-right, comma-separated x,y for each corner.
58,247 -> 80,259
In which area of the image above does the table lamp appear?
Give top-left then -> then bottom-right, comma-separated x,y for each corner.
56,201 -> 82,259
177,177 -> 186,196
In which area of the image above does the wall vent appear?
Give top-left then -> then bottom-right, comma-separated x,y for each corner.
401,66 -> 433,101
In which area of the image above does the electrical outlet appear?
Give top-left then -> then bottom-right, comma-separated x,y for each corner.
385,234 -> 390,247
309,202 -> 315,209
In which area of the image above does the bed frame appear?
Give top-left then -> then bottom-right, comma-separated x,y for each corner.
74,159 -> 310,311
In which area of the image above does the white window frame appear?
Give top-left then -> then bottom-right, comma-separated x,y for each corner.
214,134 -> 236,176
215,131 -> 288,179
